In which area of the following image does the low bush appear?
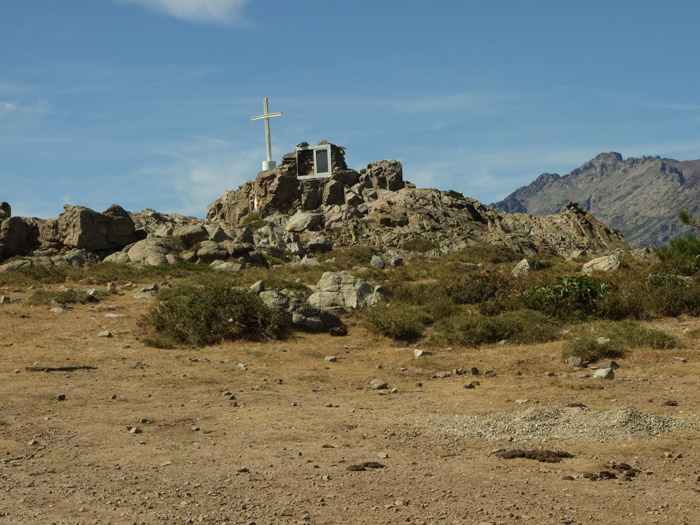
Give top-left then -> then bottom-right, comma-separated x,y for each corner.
432,309 -> 561,347
611,320 -> 678,349
563,320 -> 678,363
140,278 -> 284,347
654,233 -> 700,274
318,246 -> 376,269
563,337 -> 625,363
361,303 -> 430,342
644,273 -> 700,316
27,288 -> 84,305
441,271 -> 511,305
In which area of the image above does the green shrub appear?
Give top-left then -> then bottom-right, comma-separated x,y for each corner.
240,211 -> 269,229
523,275 -> 607,320
318,246 -> 376,269
563,320 -> 678,363
27,288 -> 84,305
362,303 -> 430,342
610,320 -> 678,349
386,281 -> 446,306
563,337 -> 625,363
141,279 -> 284,347
643,273 -> 700,316
432,309 -> 560,347
441,271 -> 511,305
594,288 -> 647,320
654,233 -> 700,273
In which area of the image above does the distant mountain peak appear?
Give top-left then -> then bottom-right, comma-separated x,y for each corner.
491,152 -> 700,248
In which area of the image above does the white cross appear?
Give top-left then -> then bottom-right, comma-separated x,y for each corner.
251,97 -> 283,171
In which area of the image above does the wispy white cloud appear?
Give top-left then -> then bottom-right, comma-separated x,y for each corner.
0,100 -> 50,117
115,0 -> 252,25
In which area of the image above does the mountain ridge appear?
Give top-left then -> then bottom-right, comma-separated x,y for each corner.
490,152 -> 700,248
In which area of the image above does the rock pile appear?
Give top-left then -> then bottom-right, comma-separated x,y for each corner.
207,142 -> 629,258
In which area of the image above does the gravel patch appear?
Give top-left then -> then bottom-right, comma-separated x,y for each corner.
428,406 -> 698,443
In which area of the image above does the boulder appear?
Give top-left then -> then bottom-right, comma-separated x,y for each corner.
0,202 -> 10,220
322,180 -> 346,206
259,290 -> 342,332
285,211 -> 323,232
58,205 -> 136,251
196,240 -> 229,263
307,271 -> 385,310
0,216 -> 40,261
582,254 -> 621,275
211,261 -> 243,272
363,160 -> 405,191
370,255 -> 385,269
127,237 -> 182,266
103,251 -> 130,264
53,248 -> 98,267
0,258 -> 34,272
304,233 -> 334,252
173,224 -> 209,248
512,258 -> 538,277
205,225 -> 230,243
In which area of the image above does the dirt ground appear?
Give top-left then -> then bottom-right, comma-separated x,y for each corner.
2,283 -> 700,524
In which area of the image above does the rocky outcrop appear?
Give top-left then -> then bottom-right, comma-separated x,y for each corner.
0,216 -> 40,260
491,152 -> 700,248
58,204 -> 137,251
205,144 -> 628,259
0,141 -> 632,269
206,142 -> 405,226
0,202 -> 10,221
307,272 -> 386,310
259,290 -> 342,332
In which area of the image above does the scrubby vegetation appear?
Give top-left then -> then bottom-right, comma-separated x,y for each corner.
3,232 -> 699,354
139,275 -> 284,348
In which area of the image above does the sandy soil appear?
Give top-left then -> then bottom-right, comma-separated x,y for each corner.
2,283 -> 700,524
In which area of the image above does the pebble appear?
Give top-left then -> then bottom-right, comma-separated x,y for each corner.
413,349 -> 432,358
565,356 -> 583,367
98,330 -> 112,338
325,356 -> 338,362
56,394 -> 66,401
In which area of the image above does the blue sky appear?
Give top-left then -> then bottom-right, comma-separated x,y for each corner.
2,0 -> 700,219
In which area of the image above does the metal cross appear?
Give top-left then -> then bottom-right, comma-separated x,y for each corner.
251,97 -> 283,170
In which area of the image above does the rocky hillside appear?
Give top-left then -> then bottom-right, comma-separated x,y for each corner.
491,152 -> 700,248
0,142 -> 630,272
